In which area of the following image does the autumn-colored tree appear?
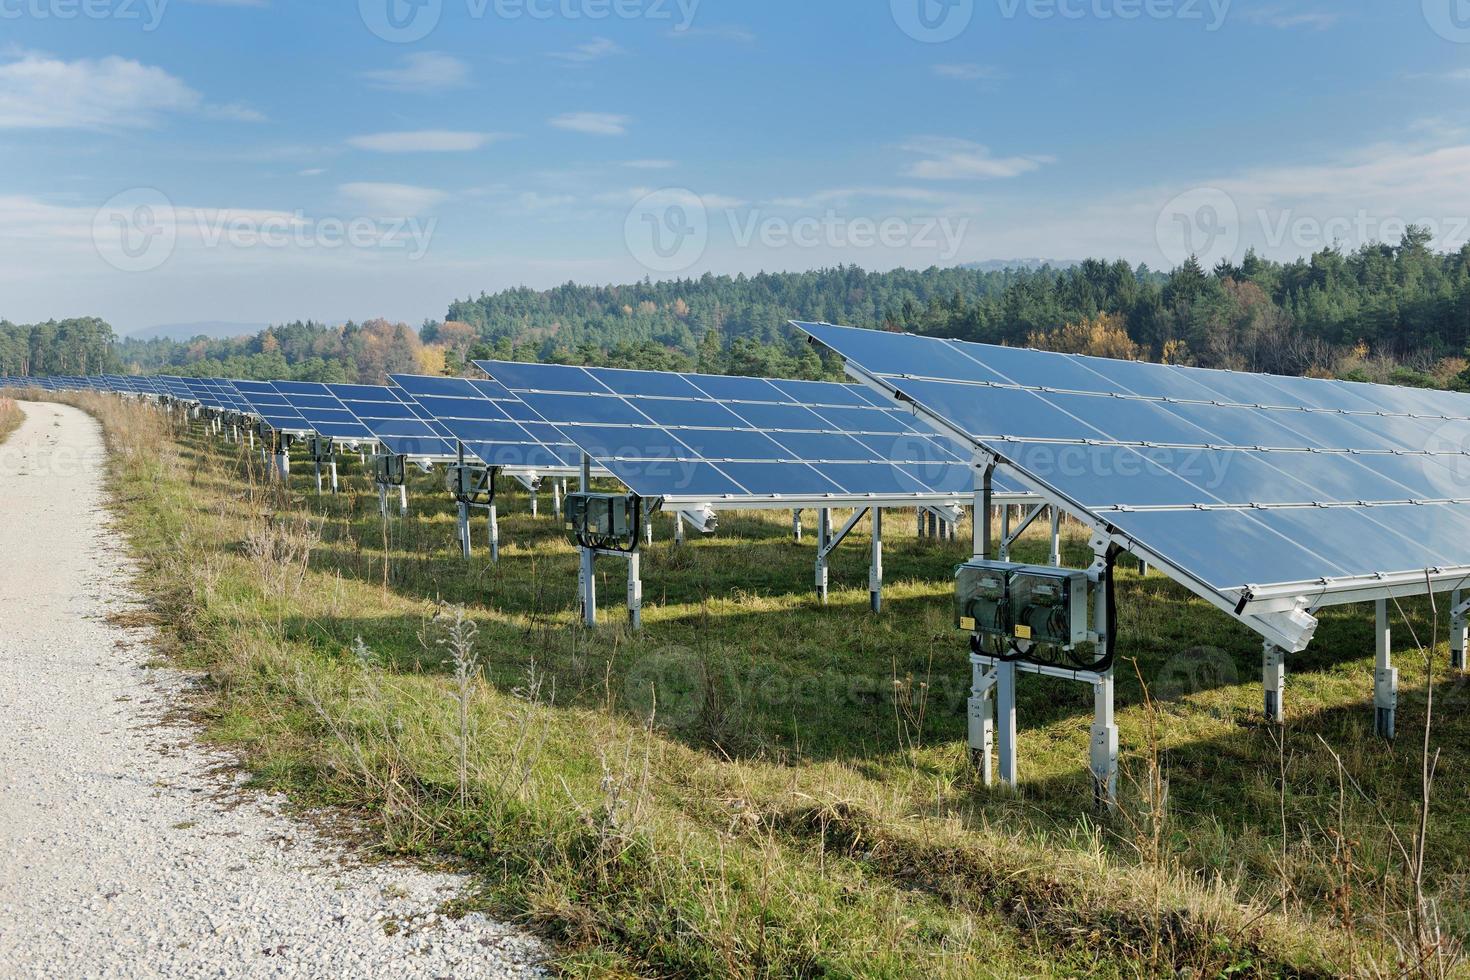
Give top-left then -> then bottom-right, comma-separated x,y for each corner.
1026,313 -> 1140,360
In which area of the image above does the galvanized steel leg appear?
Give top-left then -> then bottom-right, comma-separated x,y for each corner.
553,479 -> 562,521
674,513 -> 685,545
999,504 -> 1011,561
1375,598 -> 1397,739
793,509 -> 802,543
1453,589 -> 1467,671
329,459 -> 338,494
1090,672 -> 1118,808
869,508 -> 883,613
996,661 -> 1017,788
968,663 -> 995,786
1263,643 -> 1286,723
314,461 -> 323,495
488,503 -> 500,563
457,501 -> 471,558
580,547 -> 596,627
398,484 -> 408,517
530,491 -> 538,519
1049,508 -> 1061,566
816,508 -> 831,604
627,551 -> 642,631
644,518 -> 653,547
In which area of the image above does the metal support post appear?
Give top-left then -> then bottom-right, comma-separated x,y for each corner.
314,460 -> 323,495
1049,508 -> 1062,566
869,508 -> 883,613
377,484 -> 388,518
793,509 -> 802,543
1375,598 -> 1397,739
628,551 -> 643,631
968,662 -> 996,786
457,501 -> 472,558
329,459 -> 338,494
999,505 -> 1012,561
277,444 -> 290,482
816,508 -> 831,604
1453,589 -> 1467,671
553,479 -> 562,521
996,660 -> 1017,788
1263,643 -> 1286,723
398,484 -> 408,517
580,547 -> 596,627
674,513 -> 685,545
645,519 -> 653,547
488,503 -> 499,562
1090,672 -> 1118,807
530,491 -> 538,519
916,506 -> 924,540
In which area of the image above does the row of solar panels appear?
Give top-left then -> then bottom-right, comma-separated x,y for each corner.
1,367 -> 1026,505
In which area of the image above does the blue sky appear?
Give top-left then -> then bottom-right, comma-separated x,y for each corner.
2,0 -> 1469,332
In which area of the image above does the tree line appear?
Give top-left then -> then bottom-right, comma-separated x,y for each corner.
7,232 -> 1470,389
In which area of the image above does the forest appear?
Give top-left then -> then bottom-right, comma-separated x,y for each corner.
5,231 -> 1470,389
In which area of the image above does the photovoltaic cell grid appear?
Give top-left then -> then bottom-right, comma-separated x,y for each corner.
796,320 -> 1470,596
326,383 -> 456,459
475,359 -> 1024,504
271,381 -> 376,442
388,374 -> 590,473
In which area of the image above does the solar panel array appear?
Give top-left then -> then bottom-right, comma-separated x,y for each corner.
475,359 -> 1020,504
326,383 -> 456,459
796,320 -> 1470,596
388,374 -> 590,473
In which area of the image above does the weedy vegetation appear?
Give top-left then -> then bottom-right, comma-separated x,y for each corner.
45,390 -> 1470,977
0,396 -> 23,444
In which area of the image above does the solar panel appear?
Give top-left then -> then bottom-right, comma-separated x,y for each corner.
796,320 -> 1470,632
232,380 -> 312,433
271,381 -> 376,442
389,374 -> 595,474
326,383 -> 456,459
474,359 -> 1024,506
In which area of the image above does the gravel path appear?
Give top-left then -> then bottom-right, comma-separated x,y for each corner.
0,402 -> 547,979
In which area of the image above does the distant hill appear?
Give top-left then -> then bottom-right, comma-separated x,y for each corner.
960,258 -> 1080,272
126,321 -> 271,342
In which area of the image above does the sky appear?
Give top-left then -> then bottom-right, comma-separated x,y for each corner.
2,0 -> 1469,333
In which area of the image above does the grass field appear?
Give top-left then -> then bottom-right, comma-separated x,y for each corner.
0,397 -> 22,444
60,391 -> 1470,977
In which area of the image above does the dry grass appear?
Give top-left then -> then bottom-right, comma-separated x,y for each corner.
42,389 -> 1470,978
0,396 -> 23,444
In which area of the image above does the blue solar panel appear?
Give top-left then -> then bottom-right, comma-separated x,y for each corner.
270,381 -> 375,441
475,359 -> 1015,504
389,373 -> 585,471
796,319 -> 1470,596
326,383 -> 455,459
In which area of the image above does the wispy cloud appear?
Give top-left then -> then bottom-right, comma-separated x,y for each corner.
548,37 -> 624,63
360,52 -> 470,93
549,112 -> 630,136
0,53 -> 200,129
933,64 -> 1005,82
202,101 -> 267,122
1243,4 -> 1340,29
622,159 -> 676,170
901,137 -> 1052,180
665,25 -> 756,42
298,168 -> 326,176
338,182 -> 447,216
766,186 -> 950,209
347,130 -> 511,153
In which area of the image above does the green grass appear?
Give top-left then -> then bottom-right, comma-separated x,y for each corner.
72,392 -> 1470,977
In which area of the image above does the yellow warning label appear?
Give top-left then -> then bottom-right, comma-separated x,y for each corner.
959,616 -> 976,631
1014,624 -> 1033,640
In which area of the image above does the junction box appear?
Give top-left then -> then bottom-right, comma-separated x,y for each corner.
566,492 -> 637,539
957,560 -> 1090,647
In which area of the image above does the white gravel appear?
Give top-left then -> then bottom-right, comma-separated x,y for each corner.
0,402 -> 548,979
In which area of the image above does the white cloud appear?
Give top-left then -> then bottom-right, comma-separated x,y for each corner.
201,101 -> 267,122
548,38 -> 625,63
550,112 -> 630,136
0,53 -> 200,129
665,25 -> 755,42
767,186 -> 950,209
360,52 -> 470,93
622,159 -> 676,169
347,130 -> 509,153
1243,5 -> 1340,29
933,64 -> 1004,81
901,137 -> 1052,180
338,182 -> 447,216
1443,69 -> 1470,81
298,168 -> 326,176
